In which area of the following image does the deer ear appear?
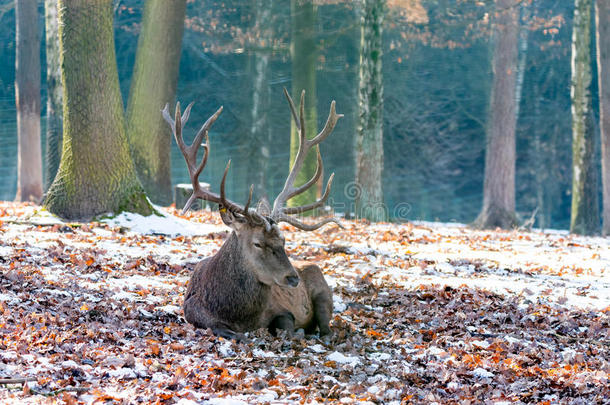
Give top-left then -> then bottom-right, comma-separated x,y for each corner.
219,206 -> 247,230
256,197 -> 271,217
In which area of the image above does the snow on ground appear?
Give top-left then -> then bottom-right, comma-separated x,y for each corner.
0,202 -> 608,404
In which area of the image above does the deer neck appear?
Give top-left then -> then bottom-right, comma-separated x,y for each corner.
205,232 -> 270,327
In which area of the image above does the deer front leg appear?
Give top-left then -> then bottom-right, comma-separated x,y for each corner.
313,293 -> 333,336
268,312 -> 295,337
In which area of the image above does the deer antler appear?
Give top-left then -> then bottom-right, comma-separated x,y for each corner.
270,88 -> 343,230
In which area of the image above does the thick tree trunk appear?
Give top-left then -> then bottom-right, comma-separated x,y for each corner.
596,0 -> 610,235
126,0 -> 186,206
44,0 -> 63,191
474,0 -> 519,229
289,0 -> 318,208
355,0 -> 386,222
45,0 -> 152,220
570,0 -> 598,235
247,0 -> 272,201
15,0 -> 42,202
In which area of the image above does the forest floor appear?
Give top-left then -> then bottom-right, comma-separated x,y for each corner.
0,201 -> 608,404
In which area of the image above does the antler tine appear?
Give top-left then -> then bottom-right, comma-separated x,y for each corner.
162,102 -> 224,214
270,91 -> 342,230
283,87 -> 300,131
244,185 -> 254,213
309,100 -> 343,146
219,161 -> 256,217
272,90 -> 316,217
283,173 -> 334,215
285,149 -> 323,202
277,214 -> 344,231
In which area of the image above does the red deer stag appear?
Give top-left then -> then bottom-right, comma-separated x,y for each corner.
162,89 -> 342,340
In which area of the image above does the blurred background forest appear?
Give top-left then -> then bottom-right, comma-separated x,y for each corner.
0,0 -> 589,229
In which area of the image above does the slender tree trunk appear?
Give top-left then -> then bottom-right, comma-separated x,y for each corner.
126,0 -> 186,206
355,0 -> 386,222
248,0 -> 272,201
596,0 -> 610,235
45,0 -> 152,220
15,0 -> 42,202
44,0 -> 62,191
570,0 -> 598,235
474,0 -> 519,229
289,0 -> 318,208
514,2 -> 529,120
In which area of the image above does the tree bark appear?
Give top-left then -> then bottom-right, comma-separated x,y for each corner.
45,0 -> 152,220
474,0 -> 519,229
570,0 -> 598,235
15,0 -> 42,202
247,0 -> 273,202
355,0 -> 387,222
126,0 -> 186,206
596,0 -> 610,235
289,0 -> 318,208
44,0 -> 63,191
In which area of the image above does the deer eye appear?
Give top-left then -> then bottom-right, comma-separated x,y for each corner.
253,242 -> 263,249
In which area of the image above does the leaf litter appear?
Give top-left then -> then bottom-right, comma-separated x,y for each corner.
0,202 -> 608,404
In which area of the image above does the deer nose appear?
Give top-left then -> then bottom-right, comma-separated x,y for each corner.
286,275 -> 300,287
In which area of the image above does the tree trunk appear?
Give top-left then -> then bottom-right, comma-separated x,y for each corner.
596,0 -> 610,235
15,0 -> 42,202
514,1 -> 530,120
45,0 -> 152,220
355,0 -> 386,222
247,0 -> 272,201
474,0 -> 519,229
44,0 -> 63,191
289,0 -> 318,208
126,0 -> 186,206
570,0 -> 598,235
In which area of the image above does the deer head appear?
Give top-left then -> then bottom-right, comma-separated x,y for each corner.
162,89 -> 342,288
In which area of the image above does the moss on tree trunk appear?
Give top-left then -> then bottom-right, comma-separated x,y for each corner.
289,0 -> 318,209
126,0 -> 186,206
355,0 -> 386,222
570,0 -> 598,235
45,0 -> 152,221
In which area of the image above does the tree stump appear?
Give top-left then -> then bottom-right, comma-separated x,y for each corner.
174,183 -> 210,211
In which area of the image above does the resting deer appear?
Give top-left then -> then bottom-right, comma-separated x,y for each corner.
162,89 -> 342,340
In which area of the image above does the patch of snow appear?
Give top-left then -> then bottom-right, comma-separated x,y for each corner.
252,348 -> 276,358
107,367 -> 137,379
471,340 -> 491,349
327,351 -> 361,366
218,340 -> 235,357
369,352 -> 391,361
205,398 -> 249,405
155,305 -> 181,315
333,295 -> 347,312
472,367 -> 494,378
310,344 -> 327,353
102,207 -> 223,237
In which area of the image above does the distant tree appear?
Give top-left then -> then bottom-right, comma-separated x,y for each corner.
596,0 -> 610,235
289,0 -> 318,208
15,0 -> 42,202
474,0 -> 520,229
126,0 -> 187,206
355,0 -> 387,221
45,0 -> 152,220
570,0 -> 598,235
44,0 -> 62,190
247,0 -> 273,201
